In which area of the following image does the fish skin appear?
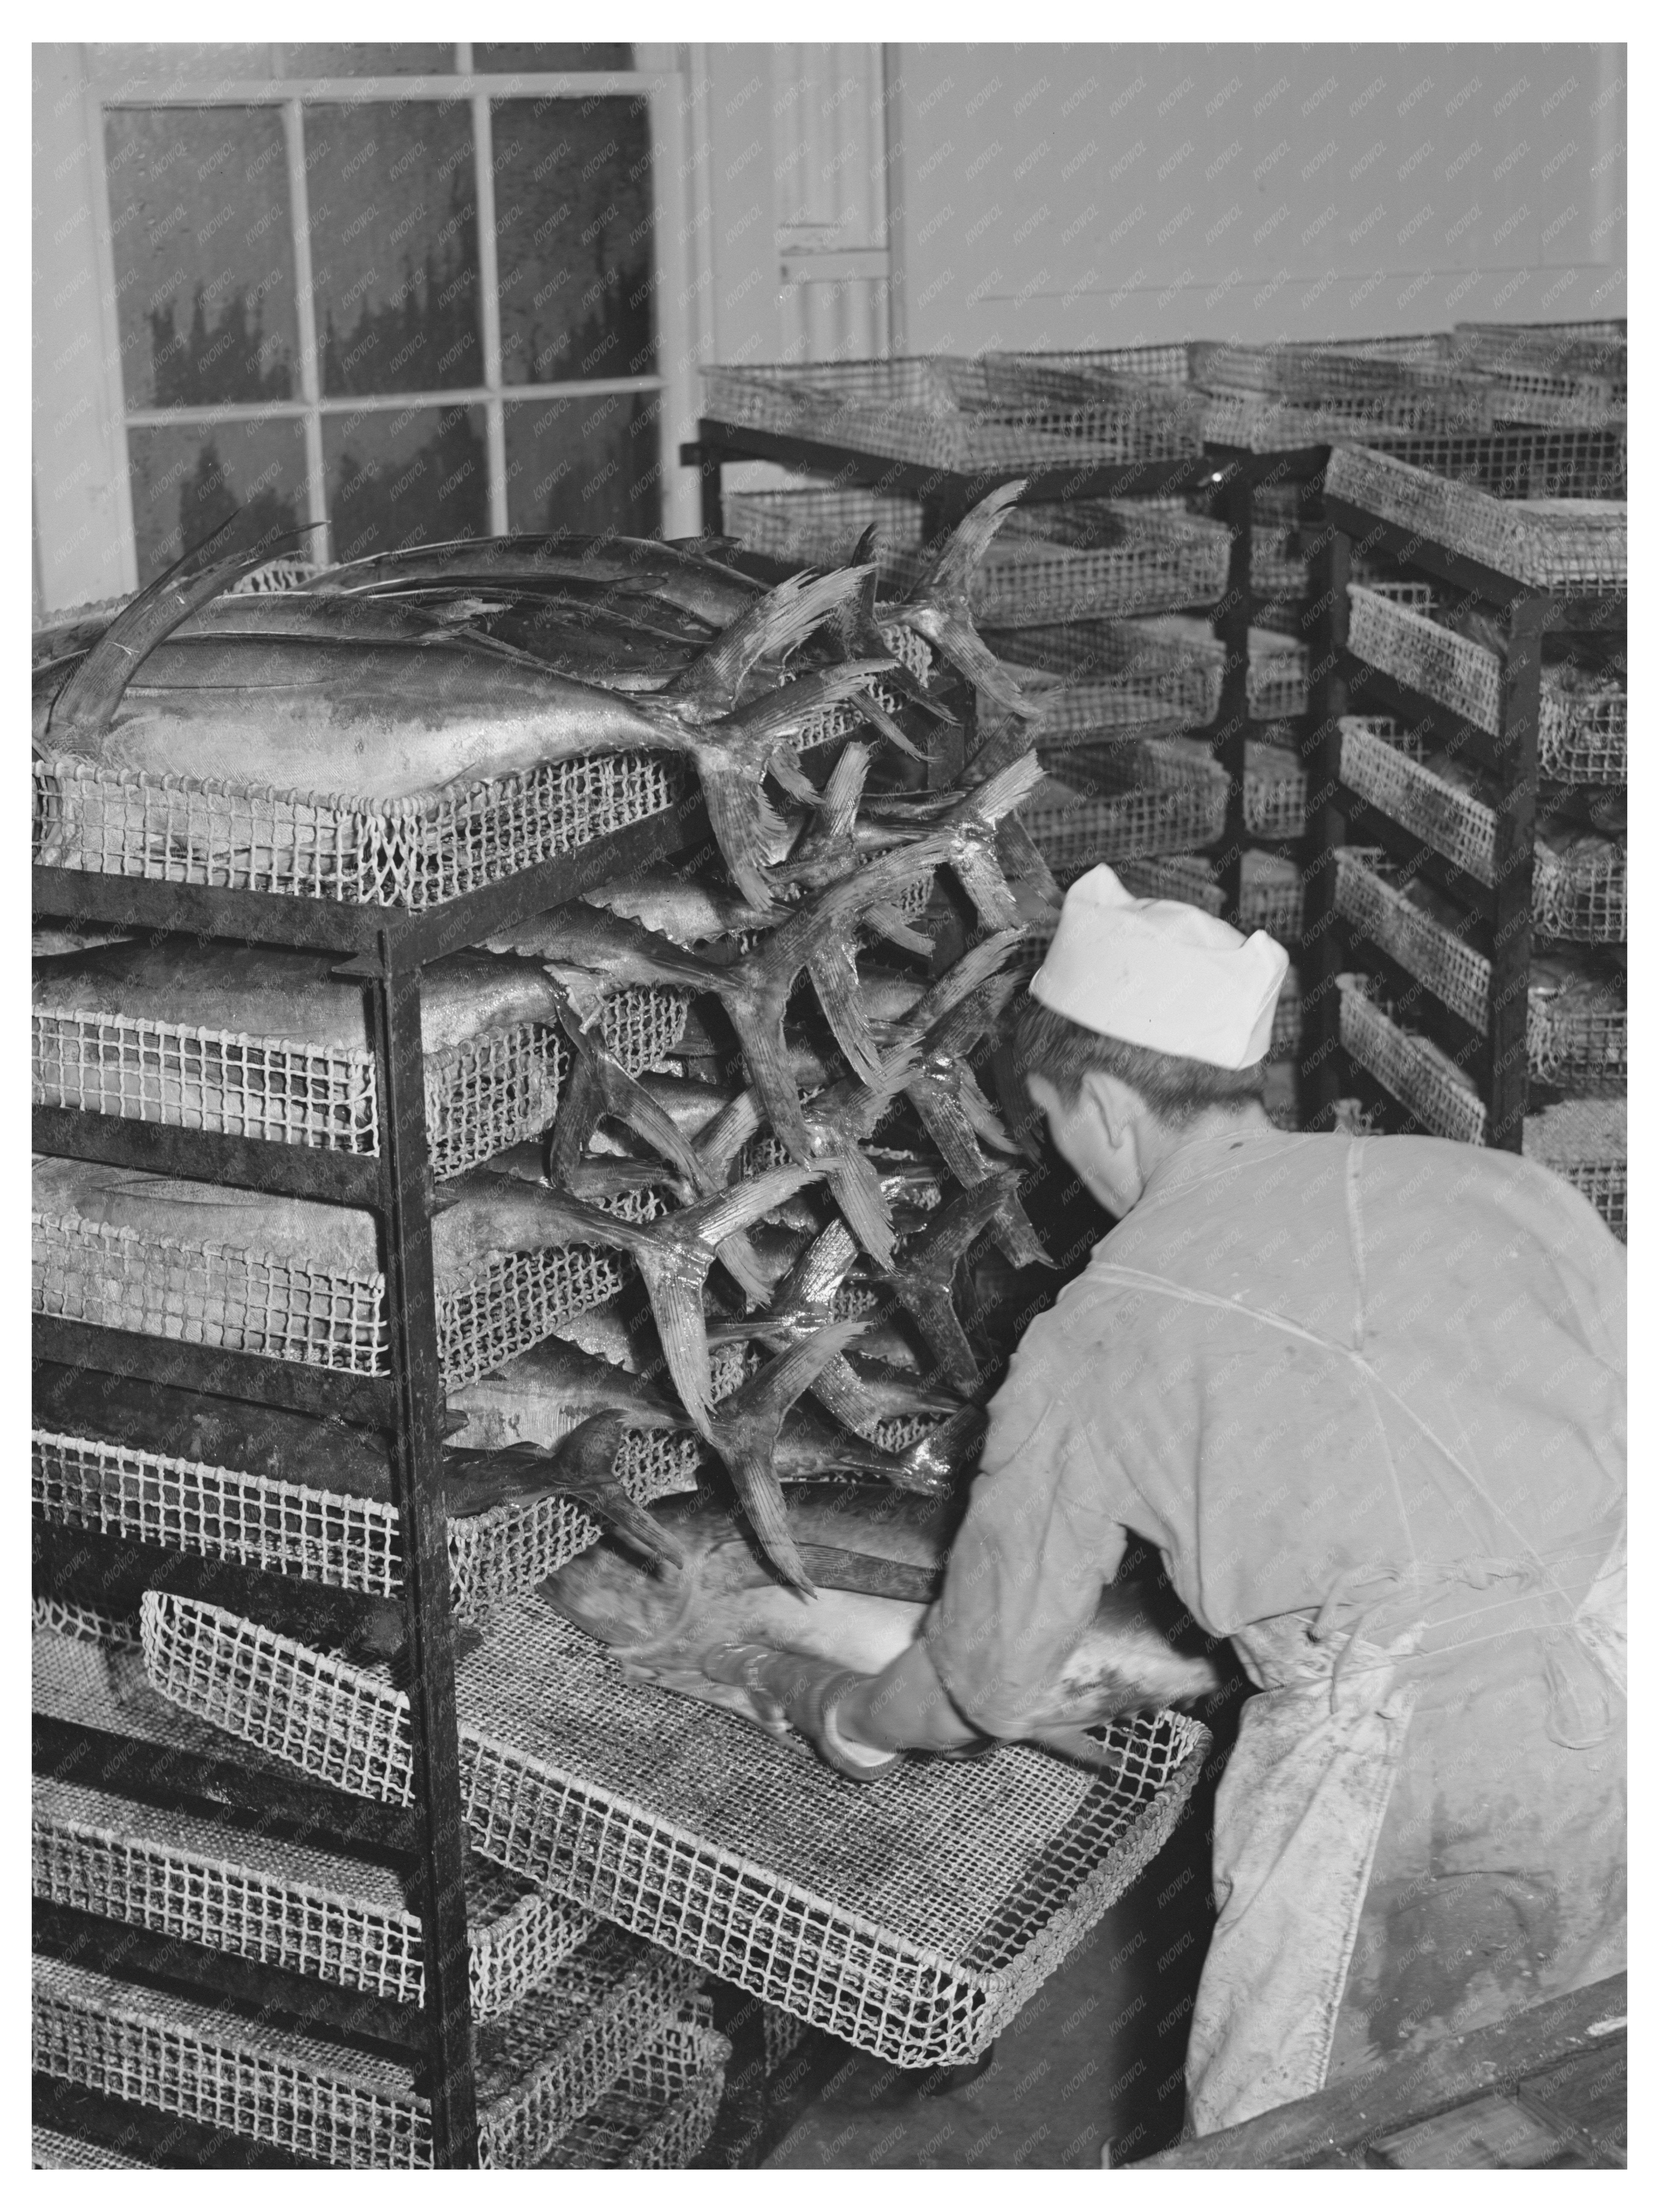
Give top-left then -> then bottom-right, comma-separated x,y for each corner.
31,1361 -> 396,1502
446,1335 -> 685,1455
540,1479 -> 1222,1743
581,871 -> 779,946
311,530 -> 765,628
32,940 -> 564,1059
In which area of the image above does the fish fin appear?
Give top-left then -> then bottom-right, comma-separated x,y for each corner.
49,532 -> 277,744
892,1404 -> 985,1494
693,1091 -> 764,1182
767,744 -> 820,805
828,1152 -> 900,1268
808,941 -> 885,1084
720,993 -> 813,1162
930,614 -> 1034,717
679,1163 -> 822,1251
908,1085 -> 995,1190
814,740 -> 872,847
777,1220 -> 861,1309
711,1439 -> 816,1593
909,1167 -> 1027,1277
959,1073 -> 1020,1156
948,843 -> 1024,931
904,930 -> 1026,1034
994,810 -> 1065,913
849,685 -> 925,761
555,1007 -> 716,1196
805,1357 -> 894,1439
482,1420 -> 686,1569
674,567 -> 872,713
630,1254 -> 717,1440
915,481 -> 1028,605
718,1318 -> 870,1450
989,1184 -> 1053,1271
714,1227 -> 774,1309
546,1055 -> 606,1186
697,762 -> 792,912
865,901 -> 936,956
956,749 -> 1046,825
890,1281 -> 982,1395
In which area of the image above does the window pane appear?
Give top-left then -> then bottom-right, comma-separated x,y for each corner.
89,46 -> 280,89
127,418 -> 310,585
105,108 -> 298,410
492,98 -> 656,385
504,392 -> 661,539
474,45 -> 632,73
276,45 -> 453,77
306,102 -> 482,395
323,405 -> 488,562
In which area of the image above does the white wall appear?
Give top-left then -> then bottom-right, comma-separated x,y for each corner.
890,43 -> 1626,352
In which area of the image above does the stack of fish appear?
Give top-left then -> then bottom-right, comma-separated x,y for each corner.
32,492 -> 1065,1603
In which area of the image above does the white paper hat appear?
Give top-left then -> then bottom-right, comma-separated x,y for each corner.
1030,864 -> 1290,1069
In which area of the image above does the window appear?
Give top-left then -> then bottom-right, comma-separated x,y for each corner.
81,43 -> 687,584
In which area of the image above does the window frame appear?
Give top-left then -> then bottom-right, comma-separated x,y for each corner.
79,43 -> 698,587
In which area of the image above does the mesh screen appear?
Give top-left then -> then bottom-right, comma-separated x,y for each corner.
1326,444 -> 1627,592
538,2021 -> 729,2169
33,1776 -> 588,2020
33,753 -> 681,912
33,1926 -> 698,2169
141,1589 -> 1208,2067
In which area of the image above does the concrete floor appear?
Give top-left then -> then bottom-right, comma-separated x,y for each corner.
757,1674 -> 1248,2169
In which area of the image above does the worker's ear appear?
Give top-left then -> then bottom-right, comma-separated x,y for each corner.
1077,1069 -> 1146,1149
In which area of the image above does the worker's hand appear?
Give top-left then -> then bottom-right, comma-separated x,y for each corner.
699,1642 -> 901,1782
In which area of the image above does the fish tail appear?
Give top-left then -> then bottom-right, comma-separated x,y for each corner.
917,482 -> 1029,605
990,1185 -> 1052,1271
697,761 -> 791,912
828,1151 -> 900,1268
674,566 -> 873,712
49,530 -> 279,745
731,1457 -> 816,1594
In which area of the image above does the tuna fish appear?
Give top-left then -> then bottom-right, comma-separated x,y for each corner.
539,1480 -> 1223,1762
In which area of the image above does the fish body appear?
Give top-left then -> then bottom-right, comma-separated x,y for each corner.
446,1337 -> 685,1456
541,1481 -> 1221,1744
33,940 -> 563,1059
582,872 -> 778,945
312,532 -> 764,628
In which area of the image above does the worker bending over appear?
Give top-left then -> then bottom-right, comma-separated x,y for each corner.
718,864 -> 1626,2133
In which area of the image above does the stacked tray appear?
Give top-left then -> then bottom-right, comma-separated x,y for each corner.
726,484 -> 1229,626
137,1585 -> 1209,2070
33,1922 -> 700,2170
1326,445 -> 1628,594
993,616 -> 1224,741
33,749 -> 685,912
32,981 -> 689,1181
1336,978 -> 1627,1238
1334,849 -> 1627,1091
30,1159 -> 669,1391
703,353 -> 1210,470
1346,582 -> 1626,783
33,1776 -> 592,2020
1339,719 -> 1627,942
1018,749 -> 1227,881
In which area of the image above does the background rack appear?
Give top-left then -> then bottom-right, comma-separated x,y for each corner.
1299,484 -> 1626,1169
31,796 -> 708,2169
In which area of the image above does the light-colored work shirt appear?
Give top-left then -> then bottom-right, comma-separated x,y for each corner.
926,1126 -> 1626,1735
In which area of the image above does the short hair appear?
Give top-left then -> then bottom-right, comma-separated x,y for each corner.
1014,996 -> 1267,1125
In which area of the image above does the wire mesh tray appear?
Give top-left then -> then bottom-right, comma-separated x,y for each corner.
1346,582 -> 1626,783
703,353 -> 1210,470
33,1776 -> 591,2021
1338,719 -> 1628,941
1326,445 -> 1627,593
1189,338 -> 1464,399
538,2020 -> 729,2169
1200,387 -> 1501,451
31,983 -> 688,1181
139,1587 -> 1210,2069
1333,850 -> 1627,1089
33,2129 -> 150,2171
33,749 -> 683,912
31,1184 -> 646,1388
992,617 -> 1223,741
1336,981 -> 1627,1238
32,1922 -> 700,2171
1019,753 -> 1227,881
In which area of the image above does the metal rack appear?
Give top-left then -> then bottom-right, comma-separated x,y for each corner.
1299,479 -> 1626,1163
31,797 -> 706,2168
